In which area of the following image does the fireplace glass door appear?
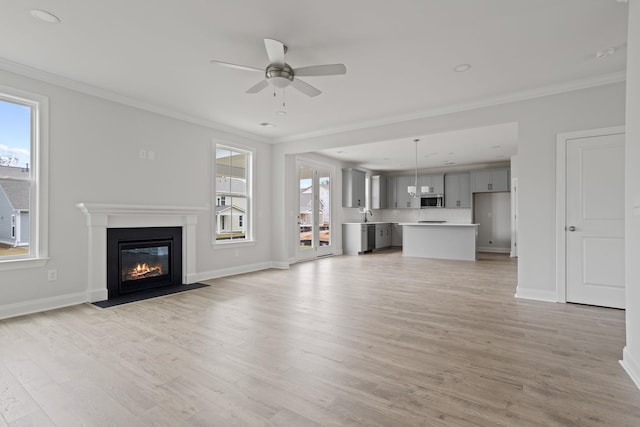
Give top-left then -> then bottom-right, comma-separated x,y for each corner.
120,240 -> 172,293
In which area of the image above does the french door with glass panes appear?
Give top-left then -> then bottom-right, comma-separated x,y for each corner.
296,160 -> 334,261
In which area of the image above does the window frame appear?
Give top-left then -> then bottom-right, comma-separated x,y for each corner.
213,142 -> 254,246
0,85 -> 49,271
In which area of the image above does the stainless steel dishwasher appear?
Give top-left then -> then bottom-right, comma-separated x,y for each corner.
366,224 -> 376,252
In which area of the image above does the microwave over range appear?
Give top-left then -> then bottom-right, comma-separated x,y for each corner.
420,195 -> 444,208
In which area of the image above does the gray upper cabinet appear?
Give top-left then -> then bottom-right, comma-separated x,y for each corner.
419,173 -> 445,194
445,173 -> 471,208
395,176 -> 419,208
342,168 -> 366,207
371,175 -> 387,209
386,176 -> 397,208
471,168 -> 510,193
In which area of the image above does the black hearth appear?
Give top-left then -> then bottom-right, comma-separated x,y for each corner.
106,227 -> 182,299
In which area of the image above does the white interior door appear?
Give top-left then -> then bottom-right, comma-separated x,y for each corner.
566,132 -> 625,308
296,160 -> 333,261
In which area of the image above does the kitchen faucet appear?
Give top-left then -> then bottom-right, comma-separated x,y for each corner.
363,209 -> 373,223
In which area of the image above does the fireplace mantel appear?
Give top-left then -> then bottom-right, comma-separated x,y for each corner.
77,203 -> 208,302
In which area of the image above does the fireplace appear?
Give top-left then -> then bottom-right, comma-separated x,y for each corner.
107,227 -> 182,299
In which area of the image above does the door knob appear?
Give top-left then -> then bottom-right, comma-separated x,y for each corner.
568,226 -> 577,232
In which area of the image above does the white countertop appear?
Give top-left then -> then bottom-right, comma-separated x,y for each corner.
343,222 -> 394,225
399,223 -> 478,227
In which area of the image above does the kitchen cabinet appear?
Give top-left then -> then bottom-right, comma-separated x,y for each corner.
375,223 -> 391,250
471,168 -> 510,193
343,223 -> 391,254
445,173 -> 471,208
342,168 -> 366,207
391,223 -> 403,246
395,176 -> 419,208
342,223 -> 370,255
371,175 -> 387,209
419,173 -> 445,194
386,176 -> 397,208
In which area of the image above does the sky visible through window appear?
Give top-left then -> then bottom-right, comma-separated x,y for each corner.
0,99 -> 31,168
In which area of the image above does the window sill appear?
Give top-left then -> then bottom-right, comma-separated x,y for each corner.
213,240 -> 256,249
0,257 -> 49,272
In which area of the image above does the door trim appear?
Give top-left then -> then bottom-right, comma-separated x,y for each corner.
555,126 -> 625,303
295,156 -> 336,262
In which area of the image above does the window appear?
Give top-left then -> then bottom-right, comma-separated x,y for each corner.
0,87 -> 47,266
215,145 -> 252,243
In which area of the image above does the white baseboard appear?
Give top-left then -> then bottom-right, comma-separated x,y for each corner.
87,289 -> 108,303
621,346 -> 640,391
514,287 -> 558,303
270,261 -> 291,269
0,292 -> 88,320
478,246 -> 511,253
191,262 -> 272,283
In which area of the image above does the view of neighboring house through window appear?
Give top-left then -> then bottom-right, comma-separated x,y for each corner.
0,96 -> 32,259
215,145 -> 251,242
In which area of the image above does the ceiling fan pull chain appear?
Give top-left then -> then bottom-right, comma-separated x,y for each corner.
283,87 -> 286,107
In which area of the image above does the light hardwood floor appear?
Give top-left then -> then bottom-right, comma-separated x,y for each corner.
1,250 -> 639,426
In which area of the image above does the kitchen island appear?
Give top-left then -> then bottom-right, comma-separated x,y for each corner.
399,223 -> 479,261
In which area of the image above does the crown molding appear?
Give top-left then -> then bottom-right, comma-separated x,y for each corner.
0,57 -> 626,146
0,57 -> 270,144
275,71 -> 627,144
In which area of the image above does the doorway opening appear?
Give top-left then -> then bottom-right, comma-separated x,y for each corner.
297,159 -> 334,261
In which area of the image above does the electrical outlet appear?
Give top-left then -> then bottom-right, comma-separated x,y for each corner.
139,149 -> 147,160
234,249 -> 239,257
47,269 -> 57,281
148,150 -> 155,161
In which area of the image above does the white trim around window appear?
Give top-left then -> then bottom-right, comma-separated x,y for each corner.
212,141 -> 255,246
0,85 -> 49,271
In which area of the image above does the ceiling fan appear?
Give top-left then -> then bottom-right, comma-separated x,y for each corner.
210,38 -> 346,98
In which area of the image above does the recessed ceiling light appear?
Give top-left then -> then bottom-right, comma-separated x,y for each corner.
276,110 -> 287,116
30,9 -> 61,24
491,145 -> 502,149
259,122 -> 276,128
596,47 -> 616,59
336,150 -> 345,154
448,152 -> 455,155
454,64 -> 472,73
383,157 -> 390,160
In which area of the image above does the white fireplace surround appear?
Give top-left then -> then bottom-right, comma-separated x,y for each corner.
77,203 -> 208,302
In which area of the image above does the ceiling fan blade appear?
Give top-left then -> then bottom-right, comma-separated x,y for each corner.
246,79 -> 269,94
264,38 -> 286,66
293,64 -> 347,76
290,78 -> 322,97
210,60 -> 263,72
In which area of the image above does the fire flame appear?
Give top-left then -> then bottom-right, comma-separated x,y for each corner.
125,263 -> 162,280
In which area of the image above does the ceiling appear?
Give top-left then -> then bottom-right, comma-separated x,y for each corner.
317,122 -> 518,172
0,0 -> 628,169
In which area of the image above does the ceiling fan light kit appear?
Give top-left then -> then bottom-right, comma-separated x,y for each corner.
210,38 -> 346,98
